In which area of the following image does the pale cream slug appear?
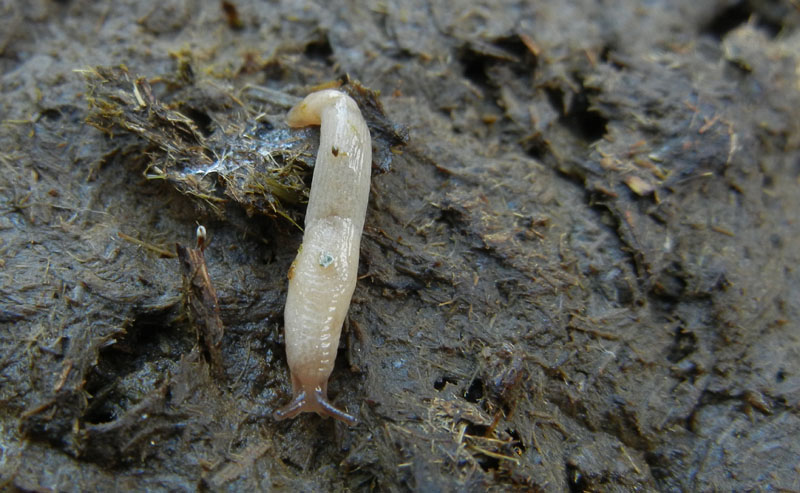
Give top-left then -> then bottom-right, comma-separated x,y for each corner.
273,89 -> 371,425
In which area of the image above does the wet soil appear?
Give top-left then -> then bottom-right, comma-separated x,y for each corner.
1,1 -> 799,491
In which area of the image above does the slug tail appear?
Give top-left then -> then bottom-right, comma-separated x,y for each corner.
286,89 -> 345,128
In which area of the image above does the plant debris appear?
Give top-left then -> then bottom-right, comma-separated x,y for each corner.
84,65 -> 311,223
2,2 -> 798,492
176,225 -> 224,374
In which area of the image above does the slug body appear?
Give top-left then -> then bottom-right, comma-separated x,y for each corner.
274,90 -> 371,425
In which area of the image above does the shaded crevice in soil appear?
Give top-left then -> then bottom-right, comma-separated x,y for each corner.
2,1 -> 799,491
701,0 -> 786,40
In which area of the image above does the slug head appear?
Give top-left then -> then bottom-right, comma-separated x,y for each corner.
273,374 -> 357,426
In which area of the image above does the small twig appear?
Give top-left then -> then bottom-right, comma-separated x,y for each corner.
118,231 -> 176,258
176,225 -> 225,376
467,445 -> 520,465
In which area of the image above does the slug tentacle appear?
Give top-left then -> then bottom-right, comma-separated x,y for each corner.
275,89 -> 370,426
273,382 -> 357,426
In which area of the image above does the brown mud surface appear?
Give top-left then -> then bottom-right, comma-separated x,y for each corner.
1,1 -> 799,491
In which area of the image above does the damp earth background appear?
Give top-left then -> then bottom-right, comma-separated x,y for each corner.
1,1 -> 799,491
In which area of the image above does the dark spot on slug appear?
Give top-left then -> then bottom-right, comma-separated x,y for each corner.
331,146 -> 339,156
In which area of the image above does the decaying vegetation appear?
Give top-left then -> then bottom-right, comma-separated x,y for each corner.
1,1 -> 799,491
